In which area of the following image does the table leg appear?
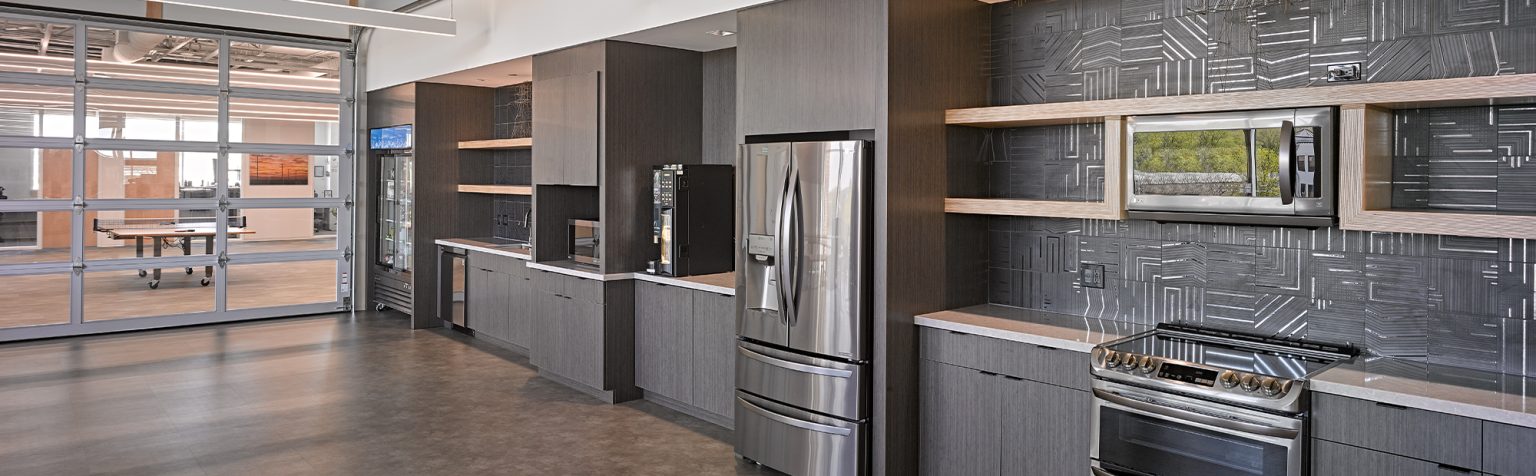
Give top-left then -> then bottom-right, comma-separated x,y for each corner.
204,236 -> 214,278
135,237 -> 147,278
182,237 -> 194,275
150,239 -> 162,289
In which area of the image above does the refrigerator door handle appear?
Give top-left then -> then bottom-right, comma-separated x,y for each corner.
775,164 -> 798,327
737,396 -> 853,436
787,174 -> 804,327
738,345 -> 854,378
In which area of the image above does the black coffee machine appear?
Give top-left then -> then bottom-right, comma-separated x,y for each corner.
648,164 -> 733,277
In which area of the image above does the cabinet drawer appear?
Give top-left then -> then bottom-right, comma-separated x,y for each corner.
1312,439 -> 1480,476
918,327 -> 1000,371
531,269 -> 564,296
468,251 -> 522,275
566,275 -> 605,304
997,341 -> 1090,391
1484,422 -> 1536,476
1312,394 -> 1481,470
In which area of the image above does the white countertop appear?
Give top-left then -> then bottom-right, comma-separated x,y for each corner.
630,272 -> 736,296
916,304 -> 1536,429
526,260 -> 631,281
1312,356 -> 1536,429
435,238 -> 531,261
915,304 -> 1147,353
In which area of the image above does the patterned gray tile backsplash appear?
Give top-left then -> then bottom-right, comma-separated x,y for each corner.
491,81 -> 532,243
985,217 -> 1536,377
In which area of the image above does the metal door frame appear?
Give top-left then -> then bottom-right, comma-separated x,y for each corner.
0,7 -> 355,342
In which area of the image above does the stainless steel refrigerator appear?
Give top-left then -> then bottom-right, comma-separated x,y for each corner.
735,140 -> 870,476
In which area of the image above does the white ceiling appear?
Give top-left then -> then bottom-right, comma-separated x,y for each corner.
422,55 -> 532,87
417,9 -> 738,88
610,10 -> 738,52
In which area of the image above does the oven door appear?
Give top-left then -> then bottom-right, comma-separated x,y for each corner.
1127,107 -> 1334,219
1090,381 -> 1303,476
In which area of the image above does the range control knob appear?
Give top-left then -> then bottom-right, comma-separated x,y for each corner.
1240,374 -> 1261,392
1261,378 -> 1286,397
1103,351 -> 1122,368
1219,371 -> 1241,389
1120,354 -> 1142,371
1138,356 -> 1157,374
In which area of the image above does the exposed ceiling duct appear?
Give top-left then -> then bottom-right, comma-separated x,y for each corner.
102,30 -> 169,63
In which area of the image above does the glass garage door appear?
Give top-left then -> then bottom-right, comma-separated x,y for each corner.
0,7 -> 355,342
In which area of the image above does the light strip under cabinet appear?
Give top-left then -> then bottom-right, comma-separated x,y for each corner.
150,0 -> 456,36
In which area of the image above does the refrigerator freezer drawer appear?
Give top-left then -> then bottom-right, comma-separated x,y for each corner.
736,341 -> 866,420
735,391 -> 865,476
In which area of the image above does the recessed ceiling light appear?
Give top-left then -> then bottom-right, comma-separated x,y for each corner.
706,30 -> 735,37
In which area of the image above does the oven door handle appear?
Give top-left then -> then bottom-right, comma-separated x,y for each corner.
1278,120 -> 1295,205
1093,388 -> 1299,441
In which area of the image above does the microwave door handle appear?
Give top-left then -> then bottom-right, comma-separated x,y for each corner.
1279,120 -> 1295,205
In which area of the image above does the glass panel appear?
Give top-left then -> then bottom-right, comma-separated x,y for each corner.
229,42 -> 342,94
1133,130 -> 1253,197
86,89 -> 226,140
85,28 -> 219,86
85,266 -> 214,320
84,209 -> 226,262
83,150 -> 216,200
0,148 -> 72,199
0,210 -> 71,264
377,152 -> 412,271
0,19 -> 78,76
1096,406 -> 1288,476
0,84 -> 77,138
226,207 -> 339,255
227,259 -> 337,310
232,97 -> 340,145
0,272 -> 70,328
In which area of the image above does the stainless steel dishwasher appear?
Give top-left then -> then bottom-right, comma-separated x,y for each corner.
436,244 -> 467,327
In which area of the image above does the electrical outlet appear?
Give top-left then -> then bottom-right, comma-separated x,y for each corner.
1327,62 -> 1362,82
1080,264 -> 1106,289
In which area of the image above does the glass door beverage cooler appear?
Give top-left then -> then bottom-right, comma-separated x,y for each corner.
370,124 -> 416,313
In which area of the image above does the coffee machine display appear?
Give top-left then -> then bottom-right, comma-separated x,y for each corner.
648,164 -> 734,277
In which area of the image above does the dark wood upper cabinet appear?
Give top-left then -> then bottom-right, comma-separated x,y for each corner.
532,71 -> 600,186
736,0 -> 880,136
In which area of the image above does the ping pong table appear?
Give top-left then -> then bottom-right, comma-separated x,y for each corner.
93,217 -> 255,289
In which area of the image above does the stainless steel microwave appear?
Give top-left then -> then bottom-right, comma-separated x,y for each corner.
1126,107 -> 1336,227
568,219 -> 601,267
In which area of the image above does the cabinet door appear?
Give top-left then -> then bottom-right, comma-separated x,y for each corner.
530,289 -> 563,368
505,274 -> 533,350
1000,378 -> 1090,476
467,267 -> 495,335
532,71 -> 600,186
691,291 -> 736,418
1312,439 -> 1475,476
560,297 -> 605,389
919,360 -> 1000,476
737,0 -> 879,135
1485,421 -> 1536,476
635,282 -> 693,401
1312,394 -> 1481,470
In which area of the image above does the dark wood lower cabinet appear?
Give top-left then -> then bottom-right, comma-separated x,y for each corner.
1000,376 -> 1089,475
690,291 -> 735,419
1312,439 -> 1480,476
632,280 -> 736,425
919,360 -> 1001,476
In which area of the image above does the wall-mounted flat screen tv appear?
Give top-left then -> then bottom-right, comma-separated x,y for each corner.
370,124 -> 413,150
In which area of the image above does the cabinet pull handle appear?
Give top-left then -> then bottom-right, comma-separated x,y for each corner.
1436,464 -> 1473,473
1003,375 -> 1024,381
1373,402 -> 1409,410
1036,344 -> 1058,351
979,371 -> 999,376
948,331 -> 969,336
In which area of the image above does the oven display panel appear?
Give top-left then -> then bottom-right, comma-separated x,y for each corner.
1158,364 -> 1217,386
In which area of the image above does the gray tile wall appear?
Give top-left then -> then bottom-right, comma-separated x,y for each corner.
980,0 -> 1536,377
491,81 -> 532,243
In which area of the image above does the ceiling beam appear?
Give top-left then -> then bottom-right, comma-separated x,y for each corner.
151,0 -> 455,36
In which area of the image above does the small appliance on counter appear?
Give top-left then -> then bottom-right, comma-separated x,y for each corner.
648,164 -> 735,277
1127,107 -> 1337,227
568,219 -> 601,267
1089,323 -> 1357,476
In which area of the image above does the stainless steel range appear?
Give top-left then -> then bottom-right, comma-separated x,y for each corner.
1089,324 -> 1356,476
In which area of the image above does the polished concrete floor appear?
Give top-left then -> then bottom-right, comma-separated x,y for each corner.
0,311 -> 776,475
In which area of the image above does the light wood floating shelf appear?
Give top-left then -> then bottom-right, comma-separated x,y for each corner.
457,184 -> 532,195
947,75 -> 1536,128
1339,103 -> 1536,239
458,138 -> 532,150
944,116 -> 1127,220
